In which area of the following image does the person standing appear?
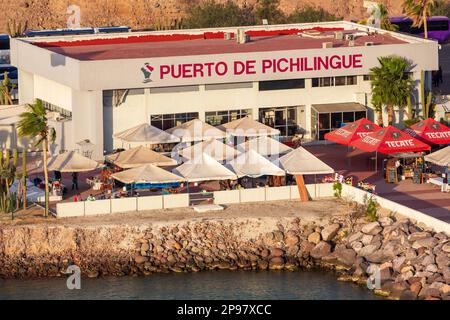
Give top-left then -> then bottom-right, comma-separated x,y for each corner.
71,172 -> 79,190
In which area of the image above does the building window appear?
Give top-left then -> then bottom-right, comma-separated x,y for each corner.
259,79 -> 305,91
363,75 -> 375,81
205,82 -> 253,90
312,76 -> 357,87
259,106 -> 300,137
150,112 -> 198,130
311,109 -> 367,140
205,109 -> 251,126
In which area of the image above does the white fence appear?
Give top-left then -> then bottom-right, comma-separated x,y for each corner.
341,184 -> 450,234
56,183 -> 334,218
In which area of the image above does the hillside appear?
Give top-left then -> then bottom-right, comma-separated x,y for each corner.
0,0 -> 404,34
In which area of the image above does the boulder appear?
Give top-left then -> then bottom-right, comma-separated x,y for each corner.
361,222 -> 382,235
392,256 -> 406,273
285,235 -> 300,247
365,250 -> 385,263
419,286 -> 441,298
271,248 -> 285,258
269,257 -> 285,270
426,264 -> 438,273
382,241 -> 404,259
135,255 -> 148,264
347,231 -> 363,243
361,234 -> 373,246
379,216 -> 394,227
310,241 -> 331,259
350,241 -> 363,253
410,282 -> 422,296
408,232 -> 432,242
335,248 -> 356,267
436,253 -> 449,269
442,243 -> 450,253
308,232 -> 321,245
358,244 -> 380,257
412,237 -> 438,249
321,224 -> 340,242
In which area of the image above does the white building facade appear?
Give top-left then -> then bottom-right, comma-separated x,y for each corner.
10,21 -> 439,160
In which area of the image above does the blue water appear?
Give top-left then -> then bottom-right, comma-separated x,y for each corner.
0,270 -> 381,300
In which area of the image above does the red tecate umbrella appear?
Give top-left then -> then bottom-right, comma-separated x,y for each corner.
404,118 -> 450,145
324,118 -> 381,146
351,125 -> 431,154
351,126 -> 431,171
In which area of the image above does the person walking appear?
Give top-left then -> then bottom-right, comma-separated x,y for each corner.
71,172 -> 79,191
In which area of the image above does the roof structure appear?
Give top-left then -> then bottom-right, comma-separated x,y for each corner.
106,145 -> 177,168
278,147 -> 334,175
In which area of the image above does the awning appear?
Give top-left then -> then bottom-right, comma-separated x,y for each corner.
179,139 -> 239,162
166,119 -> 226,142
219,116 -> 280,137
236,136 -> 292,157
312,102 -> 367,113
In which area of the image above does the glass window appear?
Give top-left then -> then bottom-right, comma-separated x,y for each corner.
321,77 -> 333,87
331,113 -> 343,129
259,79 -> 305,91
346,75 -> 357,85
151,112 -> 199,130
205,109 -> 251,126
355,111 -> 366,120
343,112 -> 355,123
318,113 -> 330,130
312,78 -> 319,87
259,106 -> 300,137
319,130 -> 329,140
335,76 -> 346,86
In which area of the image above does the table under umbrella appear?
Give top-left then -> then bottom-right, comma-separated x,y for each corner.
404,118 -> 450,145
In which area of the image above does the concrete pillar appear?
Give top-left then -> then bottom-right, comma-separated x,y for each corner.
71,89 -> 104,160
18,69 -> 35,105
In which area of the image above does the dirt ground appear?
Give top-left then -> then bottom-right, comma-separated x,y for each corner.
0,199 -> 359,228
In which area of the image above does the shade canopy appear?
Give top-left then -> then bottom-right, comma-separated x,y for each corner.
237,136 -> 293,157
114,123 -> 180,144
173,153 -> 237,182
350,126 -> 431,155
424,146 -> 450,167
179,139 -> 239,162
111,164 -> 185,184
226,149 -> 285,178
324,118 -> 381,146
404,118 -> 450,145
219,116 -> 280,137
47,151 -> 101,172
278,147 -> 334,175
165,119 -> 226,142
106,146 -> 177,168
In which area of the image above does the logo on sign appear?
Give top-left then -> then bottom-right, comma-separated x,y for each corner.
141,63 -> 154,83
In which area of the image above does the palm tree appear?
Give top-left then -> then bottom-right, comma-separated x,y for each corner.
403,0 -> 436,39
377,3 -> 399,31
17,99 -> 56,217
370,56 -> 414,126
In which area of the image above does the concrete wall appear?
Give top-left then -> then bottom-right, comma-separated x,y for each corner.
137,195 -> 164,210
163,194 -> 189,209
265,186 -> 292,201
214,190 -> 240,205
84,199 -> 111,216
56,202 -> 85,218
240,187 -> 266,203
111,197 -> 137,213
341,184 -> 450,234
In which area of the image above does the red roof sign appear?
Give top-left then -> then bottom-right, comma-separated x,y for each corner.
350,125 -> 431,154
404,118 -> 450,145
324,118 -> 381,146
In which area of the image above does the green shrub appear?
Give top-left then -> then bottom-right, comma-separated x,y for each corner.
333,182 -> 342,198
365,196 -> 378,222
287,6 -> 340,23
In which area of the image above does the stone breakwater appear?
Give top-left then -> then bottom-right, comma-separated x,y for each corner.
0,214 -> 449,300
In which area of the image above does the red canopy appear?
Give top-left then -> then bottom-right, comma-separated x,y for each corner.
324,118 -> 381,146
404,118 -> 450,145
350,125 -> 431,154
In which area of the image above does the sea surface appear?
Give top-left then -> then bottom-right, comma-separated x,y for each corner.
0,270 -> 381,300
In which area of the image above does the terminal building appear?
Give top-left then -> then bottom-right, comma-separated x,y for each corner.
10,21 -> 439,160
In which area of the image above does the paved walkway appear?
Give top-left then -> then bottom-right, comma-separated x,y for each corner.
306,144 -> 450,224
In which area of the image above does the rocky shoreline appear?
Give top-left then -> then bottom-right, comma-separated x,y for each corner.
0,204 -> 449,300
